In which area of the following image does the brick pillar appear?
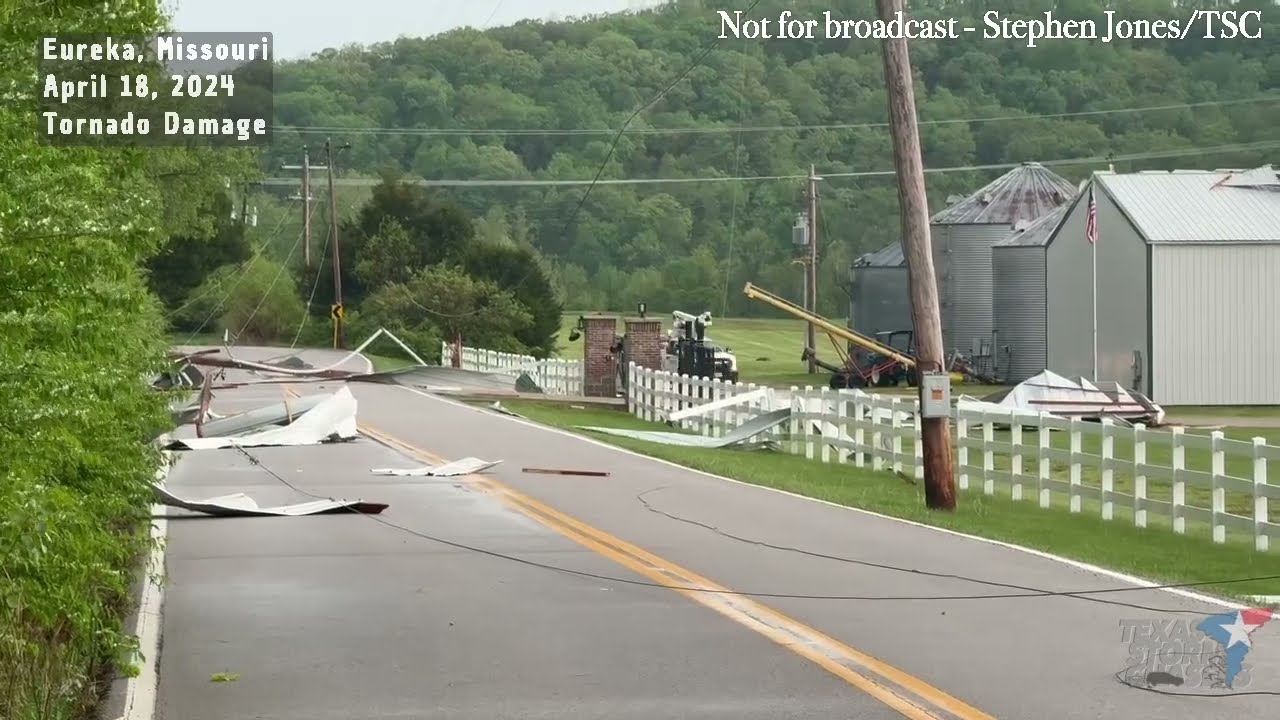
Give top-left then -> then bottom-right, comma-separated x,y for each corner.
582,316 -> 618,397
623,319 -> 664,370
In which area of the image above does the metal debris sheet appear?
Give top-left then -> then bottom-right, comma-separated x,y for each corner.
166,387 -> 358,450
578,408 -> 792,448
370,457 -> 502,477
153,484 -> 387,517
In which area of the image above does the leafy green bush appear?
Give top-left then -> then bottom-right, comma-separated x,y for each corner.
0,2 -> 177,717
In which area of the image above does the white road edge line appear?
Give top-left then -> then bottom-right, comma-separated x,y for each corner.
117,454 -> 173,720
391,383 -> 1259,613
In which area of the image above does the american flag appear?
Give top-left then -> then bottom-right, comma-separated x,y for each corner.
1085,185 -> 1098,245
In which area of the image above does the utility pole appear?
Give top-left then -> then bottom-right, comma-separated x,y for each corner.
877,0 -> 955,510
282,147 -> 327,269
324,138 -> 344,350
805,164 -> 820,374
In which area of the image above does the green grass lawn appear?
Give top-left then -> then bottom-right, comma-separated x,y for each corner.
494,399 -> 1280,602
554,312 -> 1005,393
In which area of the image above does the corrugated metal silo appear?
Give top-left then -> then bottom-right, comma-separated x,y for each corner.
930,162 -> 1077,362
850,241 -> 911,337
990,204 -> 1067,383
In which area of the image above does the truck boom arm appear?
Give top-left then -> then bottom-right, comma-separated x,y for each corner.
743,282 -> 967,383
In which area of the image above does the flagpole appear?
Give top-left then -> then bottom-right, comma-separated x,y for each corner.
1091,230 -> 1098,380
1090,177 -> 1098,381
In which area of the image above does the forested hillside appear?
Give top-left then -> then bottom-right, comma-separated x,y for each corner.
258,0 -> 1279,319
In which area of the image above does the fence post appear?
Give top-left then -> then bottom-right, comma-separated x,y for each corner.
1037,412 -> 1050,508
819,387 -> 832,463
1253,437 -> 1269,552
1010,410 -> 1023,502
854,393 -> 867,468
1171,427 -> 1185,534
1068,418 -> 1082,513
913,406 -> 923,482
982,411 -> 994,496
836,392 -> 850,464
626,362 -> 636,415
789,386 -> 802,456
1132,423 -> 1147,528
1100,418 -> 1114,521
871,396 -> 884,472
890,396 -> 904,476
957,413 -> 969,491
1210,430 -> 1226,544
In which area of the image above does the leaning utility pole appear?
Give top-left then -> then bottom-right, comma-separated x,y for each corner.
324,138 -> 344,350
877,0 -> 955,510
805,164 -> 820,374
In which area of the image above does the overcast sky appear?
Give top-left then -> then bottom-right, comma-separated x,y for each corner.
166,0 -> 665,60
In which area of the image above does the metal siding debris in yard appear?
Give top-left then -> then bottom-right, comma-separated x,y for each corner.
166,387 -> 358,450
153,484 -> 387,517
370,457 -> 501,477
578,408 -> 792,448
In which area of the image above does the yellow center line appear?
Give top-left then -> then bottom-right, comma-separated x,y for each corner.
355,420 -> 998,720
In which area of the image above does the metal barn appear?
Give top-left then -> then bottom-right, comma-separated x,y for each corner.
990,203 -> 1069,384
1038,166 -> 1280,406
849,241 -> 911,337
930,162 -> 1077,364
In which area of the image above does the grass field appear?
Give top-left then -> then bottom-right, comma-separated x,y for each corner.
494,399 -> 1279,602
554,312 -> 1010,392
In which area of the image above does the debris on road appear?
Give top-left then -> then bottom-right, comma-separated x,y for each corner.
153,483 -> 387,517
195,392 -> 329,438
152,358 -> 205,390
522,468 -> 611,477
488,401 -> 526,418
578,408 -> 791,448
165,387 -> 358,450
370,457 -> 501,477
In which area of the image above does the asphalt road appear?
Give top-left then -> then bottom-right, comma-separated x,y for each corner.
153,347 -> 1279,720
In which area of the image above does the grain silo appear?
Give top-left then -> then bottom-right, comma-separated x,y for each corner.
930,162 -> 1077,366
849,241 -> 911,338
990,203 -> 1069,384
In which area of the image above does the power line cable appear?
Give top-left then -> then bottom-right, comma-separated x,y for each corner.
178,211 -> 293,345
233,446 -> 1280,613
286,223 -> 334,350
272,95 -> 1279,137
230,203 -> 317,346
166,212 -> 292,320
407,0 -> 767,320
256,140 -> 1280,189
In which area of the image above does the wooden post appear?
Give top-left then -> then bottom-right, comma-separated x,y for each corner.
324,138 -> 344,349
806,165 -> 819,374
876,0 -> 955,511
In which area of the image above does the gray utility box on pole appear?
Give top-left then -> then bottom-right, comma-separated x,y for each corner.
919,371 -> 952,418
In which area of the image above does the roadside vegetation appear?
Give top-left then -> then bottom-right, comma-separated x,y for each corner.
495,401 -> 1279,602
0,2 -> 254,717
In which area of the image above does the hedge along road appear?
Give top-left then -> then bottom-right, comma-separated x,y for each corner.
150,347 -> 1279,720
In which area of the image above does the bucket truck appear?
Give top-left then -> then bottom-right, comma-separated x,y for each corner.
662,310 -> 739,383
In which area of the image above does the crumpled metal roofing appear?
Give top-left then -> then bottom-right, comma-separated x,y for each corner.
1098,167 -> 1280,243
931,162 -> 1078,225
853,240 -> 906,268
991,202 -> 1071,248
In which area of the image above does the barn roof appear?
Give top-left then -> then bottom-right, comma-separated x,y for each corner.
1097,166 -> 1280,243
852,241 -> 905,268
992,202 -> 1070,248
930,162 -> 1078,226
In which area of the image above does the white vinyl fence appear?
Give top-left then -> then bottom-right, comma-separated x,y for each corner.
626,363 -> 1279,552
444,342 -> 584,395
